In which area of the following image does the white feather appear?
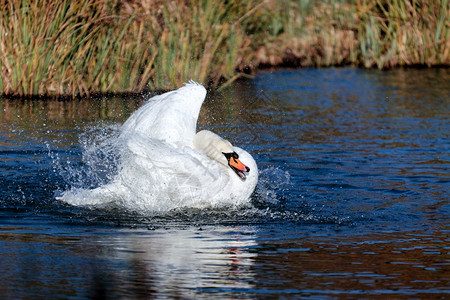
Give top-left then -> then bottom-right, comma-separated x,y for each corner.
59,82 -> 258,212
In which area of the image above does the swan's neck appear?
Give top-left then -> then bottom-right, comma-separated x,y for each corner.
193,130 -> 232,167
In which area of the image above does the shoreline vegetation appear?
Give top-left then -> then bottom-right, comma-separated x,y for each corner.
1,0 -> 449,97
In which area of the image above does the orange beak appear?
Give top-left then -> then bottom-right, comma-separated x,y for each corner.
229,156 -> 248,172
224,152 -> 250,180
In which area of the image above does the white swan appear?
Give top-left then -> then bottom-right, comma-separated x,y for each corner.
59,81 -> 258,212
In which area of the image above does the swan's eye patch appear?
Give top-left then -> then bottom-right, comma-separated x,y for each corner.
223,152 -> 239,160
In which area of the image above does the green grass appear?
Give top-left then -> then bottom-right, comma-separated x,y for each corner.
1,0 -> 448,97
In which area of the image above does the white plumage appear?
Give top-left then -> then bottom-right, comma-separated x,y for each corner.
59,81 -> 258,212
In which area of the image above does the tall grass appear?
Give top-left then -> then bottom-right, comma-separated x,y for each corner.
0,0 -> 132,97
253,0 -> 449,69
1,0 -> 449,97
353,0 -> 450,68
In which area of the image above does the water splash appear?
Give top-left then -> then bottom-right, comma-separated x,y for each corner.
50,123 -> 121,191
254,166 -> 291,206
53,124 -> 259,212
47,119 -> 300,219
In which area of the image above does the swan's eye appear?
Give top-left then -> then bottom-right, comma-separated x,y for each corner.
222,152 -> 239,160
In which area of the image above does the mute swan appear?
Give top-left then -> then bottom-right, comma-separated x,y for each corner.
59,81 -> 258,211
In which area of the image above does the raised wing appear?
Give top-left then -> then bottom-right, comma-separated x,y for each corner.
120,81 -> 207,147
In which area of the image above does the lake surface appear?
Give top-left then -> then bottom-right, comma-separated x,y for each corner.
1,68 -> 449,298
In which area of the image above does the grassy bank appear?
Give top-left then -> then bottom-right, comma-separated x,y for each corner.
1,0 -> 449,97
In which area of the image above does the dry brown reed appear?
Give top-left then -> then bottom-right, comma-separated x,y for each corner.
1,0 -> 448,97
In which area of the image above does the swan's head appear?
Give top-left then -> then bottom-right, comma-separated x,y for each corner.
222,151 -> 250,180
194,130 -> 251,180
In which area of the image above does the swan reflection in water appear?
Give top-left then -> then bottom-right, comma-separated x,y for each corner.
59,81 -> 258,212
93,227 -> 257,297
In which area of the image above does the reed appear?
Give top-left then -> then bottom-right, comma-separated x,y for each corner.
1,0 -> 448,97
356,0 -> 450,68
254,0 -> 449,69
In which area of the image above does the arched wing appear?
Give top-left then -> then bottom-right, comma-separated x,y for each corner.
120,82 -> 207,147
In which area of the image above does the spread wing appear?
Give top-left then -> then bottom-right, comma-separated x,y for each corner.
120,81 -> 206,147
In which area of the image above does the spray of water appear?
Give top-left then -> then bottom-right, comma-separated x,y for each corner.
49,121 -> 297,219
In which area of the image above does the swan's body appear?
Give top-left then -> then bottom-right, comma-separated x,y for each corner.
59,81 -> 258,212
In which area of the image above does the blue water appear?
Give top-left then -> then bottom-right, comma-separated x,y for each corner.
1,68 -> 449,298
